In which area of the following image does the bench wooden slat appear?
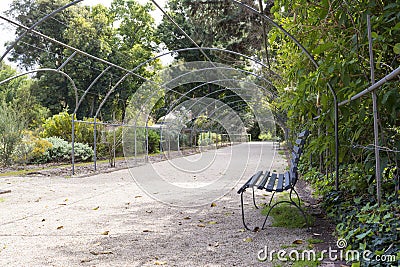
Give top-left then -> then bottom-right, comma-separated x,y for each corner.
276,173 -> 284,192
249,171 -> 263,186
237,171 -> 263,194
292,152 -> 299,163
295,138 -> 305,147
284,171 -> 291,190
266,173 -> 277,191
298,130 -> 309,139
257,171 -> 270,189
293,145 -> 302,155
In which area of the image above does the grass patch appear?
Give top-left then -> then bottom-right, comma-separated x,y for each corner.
307,238 -> 324,244
261,198 -> 313,228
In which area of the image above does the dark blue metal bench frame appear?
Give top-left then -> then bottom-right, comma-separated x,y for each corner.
237,130 -> 310,230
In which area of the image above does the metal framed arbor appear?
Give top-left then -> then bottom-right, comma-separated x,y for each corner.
0,0 -> 398,204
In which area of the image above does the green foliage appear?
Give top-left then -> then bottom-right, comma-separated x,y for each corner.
41,110 -> 99,145
41,110 -> 74,141
14,131 -> 53,164
197,131 -> 221,146
41,137 -> 93,163
148,129 -> 160,154
0,103 -> 26,166
268,0 -> 400,173
305,164 -> 400,266
0,62 -> 49,128
6,0 -> 161,119
259,131 -> 274,141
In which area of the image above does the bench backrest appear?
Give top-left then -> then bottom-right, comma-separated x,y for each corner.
289,130 -> 309,186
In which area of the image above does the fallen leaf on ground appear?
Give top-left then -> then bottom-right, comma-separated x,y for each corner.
92,206 -> 99,210
154,260 -> 167,265
183,216 -> 191,220
90,250 -> 113,255
243,237 -> 253,242
197,224 -> 206,227
57,226 -> 63,230
208,221 -> 217,225
134,195 -> 142,198
293,239 -> 303,244
210,202 -> 217,207
101,231 -> 109,235
253,227 -> 260,232
143,229 -> 152,232
64,198 -> 68,202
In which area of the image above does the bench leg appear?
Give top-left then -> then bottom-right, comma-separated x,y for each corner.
240,192 -> 251,230
252,187 -> 259,209
261,188 -> 309,229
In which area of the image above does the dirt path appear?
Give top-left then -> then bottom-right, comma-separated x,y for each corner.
0,142 -> 329,266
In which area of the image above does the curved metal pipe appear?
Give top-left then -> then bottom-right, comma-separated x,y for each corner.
0,0 -> 83,62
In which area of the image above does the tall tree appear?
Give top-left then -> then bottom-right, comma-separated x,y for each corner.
5,0 -> 161,120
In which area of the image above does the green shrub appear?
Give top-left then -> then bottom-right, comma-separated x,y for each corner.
33,137 -> 94,163
14,132 -> 53,164
0,104 -> 26,166
40,110 -> 100,145
73,141 -> 94,162
259,131 -> 274,141
148,129 -> 160,154
198,131 -> 221,146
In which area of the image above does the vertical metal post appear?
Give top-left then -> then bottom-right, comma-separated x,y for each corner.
113,126 -> 116,167
367,15 -> 382,205
93,118 -> 97,171
71,114 -> 75,175
145,124 -> 149,163
134,127 -> 137,163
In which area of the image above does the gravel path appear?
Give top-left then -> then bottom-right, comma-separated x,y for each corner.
0,142 -> 325,266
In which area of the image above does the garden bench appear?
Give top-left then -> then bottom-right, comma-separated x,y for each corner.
237,130 -> 310,230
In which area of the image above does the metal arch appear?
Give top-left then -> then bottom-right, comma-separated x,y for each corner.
230,0 -> 340,189
90,53 -> 280,132
74,66 -> 112,115
164,90 -> 276,137
93,64 -> 276,131
0,68 -> 78,107
161,81 -> 273,120
136,77 -> 272,134
152,83 -> 276,157
160,97 -> 250,153
0,0 -> 83,62
161,66 -> 277,95
130,47 -> 282,80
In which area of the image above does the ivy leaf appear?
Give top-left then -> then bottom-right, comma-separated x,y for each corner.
393,43 -> 400,54
355,229 -> 372,240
